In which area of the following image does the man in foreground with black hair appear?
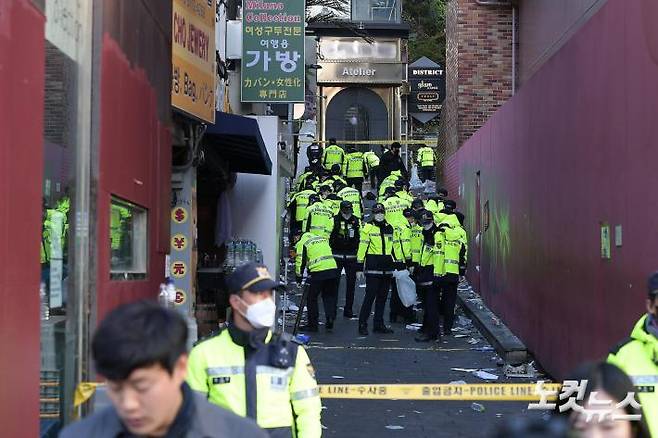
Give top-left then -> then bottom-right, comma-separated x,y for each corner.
60,301 -> 266,438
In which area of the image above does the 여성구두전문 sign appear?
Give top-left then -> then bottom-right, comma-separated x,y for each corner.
241,0 -> 306,103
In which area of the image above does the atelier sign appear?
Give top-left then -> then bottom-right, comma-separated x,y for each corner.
318,63 -> 405,84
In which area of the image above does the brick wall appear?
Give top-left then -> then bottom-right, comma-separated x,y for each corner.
440,0 -> 513,155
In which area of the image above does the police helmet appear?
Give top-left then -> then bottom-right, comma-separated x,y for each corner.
411,198 -> 424,210
333,179 -> 346,192
339,201 -> 353,213
443,199 -> 457,210
384,186 -> 397,196
371,203 -> 386,215
420,210 -> 434,225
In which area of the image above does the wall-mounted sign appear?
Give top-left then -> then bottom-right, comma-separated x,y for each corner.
317,62 -> 405,84
408,57 -> 446,123
172,0 -> 216,123
241,0 -> 306,103
319,38 -> 399,61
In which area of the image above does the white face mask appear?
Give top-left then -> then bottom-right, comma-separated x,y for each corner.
341,212 -> 352,220
374,213 -> 385,222
240,297 -> 276,329
423,222 -> 433,230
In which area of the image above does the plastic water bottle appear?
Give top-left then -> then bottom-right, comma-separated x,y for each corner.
226,240 -> 235,268
158,284 -> 168,307
40,282 -> 50,320
165,277 -> 176,307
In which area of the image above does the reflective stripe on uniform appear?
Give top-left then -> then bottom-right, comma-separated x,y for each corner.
207,366 -> 245,376
309,255 -> 335,269
417,281 -> 433,287
256,365 -> 294,377
365,270 -> 392,275
291,387 -> 320,401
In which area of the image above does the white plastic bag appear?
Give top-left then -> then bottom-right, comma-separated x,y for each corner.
392,269 -> 417,307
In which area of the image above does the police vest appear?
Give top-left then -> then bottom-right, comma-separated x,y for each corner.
383,196 -> 408,227
607,315 -> 658,437
303,203 -> 334,238
442,227 -> 464,275
291,190 -> 315,222
410,225 -> 423,264
417,147 -> 435,167
393,224 -> 412,264
295,232 -> 337,276
432,231 -> 445,276
187,329 -> 322,437
337,187 -> 362,218
396,191 -> 414,205
322,145 -> 344,170
363,151 -> 380,170
343,152 -> 365,178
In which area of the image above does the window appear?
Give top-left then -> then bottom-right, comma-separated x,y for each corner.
110,197 -> 148,279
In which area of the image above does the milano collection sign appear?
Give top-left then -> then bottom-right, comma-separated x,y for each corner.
172,0 -> 216,123
241,0 -> 306,103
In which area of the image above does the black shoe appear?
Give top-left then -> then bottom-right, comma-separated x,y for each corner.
415,333 -> 436,342
373,326 -> 394,334
326,319 -> 334,332
358,324 -> 369,336
343,311 -> 356,318
300,324 -> 318,333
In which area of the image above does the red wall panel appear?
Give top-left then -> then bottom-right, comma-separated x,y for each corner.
96,35 -> 171,322
0,1 -> 45,435
446,0 -> 658,378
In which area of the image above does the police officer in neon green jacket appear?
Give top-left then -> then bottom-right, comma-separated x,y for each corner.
302,194 -> 334,238
608,272 -> 658,437
187,262 -> 322,438
416,145 -> 436,182
322,138 -> 345,172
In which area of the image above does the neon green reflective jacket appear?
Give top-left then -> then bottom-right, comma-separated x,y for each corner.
337,187 -> 363,218
342,152 -> 366,178
288,189 -> 315,223
383,196 -> 410,228
607,315 -> 658,437
417,147 -> 435,167
442,227 -> 464,275
295,232 -> 337,276
302,202 -> 334,238
410,224 -> 423,264
187,329 -> 322,437
322,144 -> 345,170
363,151 -> 380,171
393,223 -> 412,264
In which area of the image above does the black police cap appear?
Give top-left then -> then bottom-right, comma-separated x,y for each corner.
371,203 -> 385,214
227,262 -> 283,294
339,201 -> 353,211
648,272 -> 658,298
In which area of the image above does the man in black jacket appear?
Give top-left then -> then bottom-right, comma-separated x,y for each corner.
60,301 -> 266,438
330,201 -> 361,318
379,142 -> 408,182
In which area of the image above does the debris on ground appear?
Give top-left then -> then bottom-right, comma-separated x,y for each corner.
474,370 -> 499,381
331,375 -> 345,379
294,334 -> 311,344
405,323 -> 422,331
449,380 -> 467,385
472,346 -> 495,352
467,337 -> 480,345
471,402 -> 486,412
504,361 -> 538,378
451,367 -> 479,373
385,425 -> 405,430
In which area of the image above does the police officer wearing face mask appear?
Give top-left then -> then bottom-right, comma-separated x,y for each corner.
330,201 -> 361,319
608,272 -> 658,437
357,203 -> 399,335
415,210 -> 441,342
187,262 -> 322,438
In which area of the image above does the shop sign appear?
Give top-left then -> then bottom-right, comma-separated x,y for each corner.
171,261 -> 188,278
175,289 -> 187,305
171,234 -> 188,251
317,62 -> 405,84
172,0 -> 216,123
241,0 -> 306,102
171,207 -> 189,224
408,57 -> 445,123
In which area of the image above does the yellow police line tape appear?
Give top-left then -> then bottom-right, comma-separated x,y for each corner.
318,383 -> 561,401
298,139 -> 432,145
74,382 -> 561,406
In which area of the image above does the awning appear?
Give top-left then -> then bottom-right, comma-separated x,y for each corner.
204,112 -> 272,175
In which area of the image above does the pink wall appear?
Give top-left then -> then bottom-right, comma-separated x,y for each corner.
446,0 -> 658,378
96,35 -> 171,322
0,1 -> 44,435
